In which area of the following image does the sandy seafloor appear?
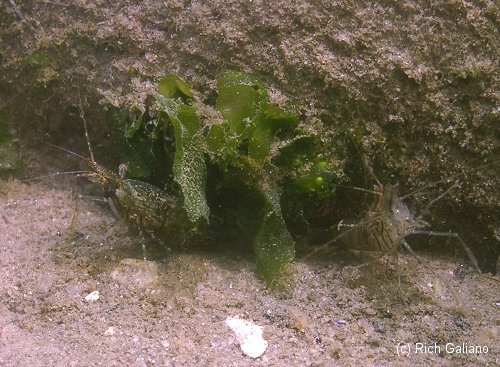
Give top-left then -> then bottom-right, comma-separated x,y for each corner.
0,177 -> 498,367
1,0 -> 499,365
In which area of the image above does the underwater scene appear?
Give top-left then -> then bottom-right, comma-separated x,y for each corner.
0,1 -> 498,366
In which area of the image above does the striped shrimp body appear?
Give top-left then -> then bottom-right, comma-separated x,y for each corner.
337,181 -> 481,274
339,183 -> 427,254
82,156 -> 187,242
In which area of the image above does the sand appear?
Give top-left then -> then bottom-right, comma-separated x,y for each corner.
0,176 -> 498,366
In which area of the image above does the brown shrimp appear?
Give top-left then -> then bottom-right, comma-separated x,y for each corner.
302,155 -> 499,307
336,181 -> 481,273
40,94 -> 190,257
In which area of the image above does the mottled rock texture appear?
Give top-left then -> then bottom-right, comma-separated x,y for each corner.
0,0 -> 498,270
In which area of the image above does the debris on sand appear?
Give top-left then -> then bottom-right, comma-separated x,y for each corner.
84,290 -> 100,302
225,316 -> 268,359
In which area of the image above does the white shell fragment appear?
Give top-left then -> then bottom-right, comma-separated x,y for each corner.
84,290 -> 100,302
225,316 -> 268,359
104,326 -> 115,336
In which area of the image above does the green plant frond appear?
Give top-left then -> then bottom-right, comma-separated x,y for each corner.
156,97 -> 209,224
158,74 -> 194,100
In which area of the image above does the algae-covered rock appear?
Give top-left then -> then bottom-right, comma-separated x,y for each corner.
1,0 -> 498,271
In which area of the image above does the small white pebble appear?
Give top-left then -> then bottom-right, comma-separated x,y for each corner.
161,340 -> 170,349
84,291 -> 100,302
104,326 -> 115,336
225,316 -> 268,359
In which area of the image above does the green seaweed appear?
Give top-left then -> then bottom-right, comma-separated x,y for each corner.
289,160 -> 338,198
216,71 -> 268,136
21,50 -> 51,68
206,123 -> 240,168
108,72 -> 339,283
212,72 -> 304,281
254,183 -> 295,283
158,74 -> 194,100
156,97 -> 209,224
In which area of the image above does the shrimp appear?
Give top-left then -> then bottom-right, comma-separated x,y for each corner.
39,93 -> 190,258
303,154 -> 498,306
337,181 -> 480,273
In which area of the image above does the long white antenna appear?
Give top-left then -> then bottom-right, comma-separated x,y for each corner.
42,141 -> 86,160
349,141 -> 382,187
77,85 -> 95,163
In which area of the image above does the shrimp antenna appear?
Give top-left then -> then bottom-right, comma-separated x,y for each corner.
400,160 -> 500,200
21,170 -> 90,183
77,85 -> 95,163
41,141 -> 86,161
334,184 -> 379,196
348,139 -> 382,187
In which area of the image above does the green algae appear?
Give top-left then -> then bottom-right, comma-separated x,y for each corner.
109,72 -> 340,283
